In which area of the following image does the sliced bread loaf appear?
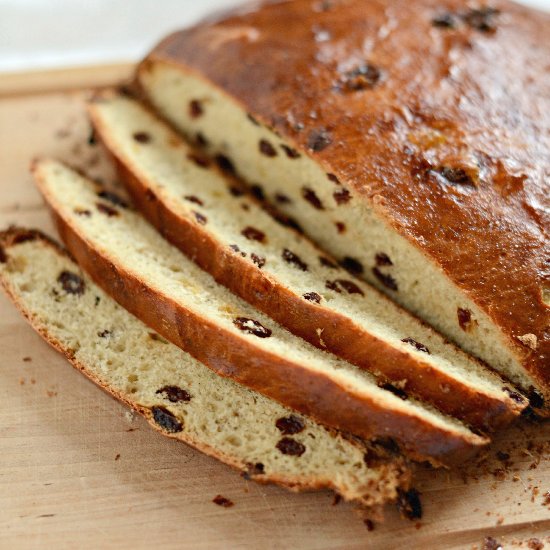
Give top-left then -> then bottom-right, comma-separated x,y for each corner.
0,227 -> 411,507
137,0 -> 549,412
33,159 -> 489,465
88,93 -> 525,432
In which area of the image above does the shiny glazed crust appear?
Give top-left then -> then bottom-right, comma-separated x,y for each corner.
88,95 -> 525,432
32,160 -> 489,466
141,0 -> 549,397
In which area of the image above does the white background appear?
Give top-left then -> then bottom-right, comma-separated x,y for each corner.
1,0 -> 549,73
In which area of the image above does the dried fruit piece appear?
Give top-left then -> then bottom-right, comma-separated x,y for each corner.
340,256 -> 364,275
132,131 -> 151,143
281,144 -> 300,159
372,267 -> 398,291
335,222 -> 346,233
229,244 -> 246,257
302,187 -> 324,209
303,292 -> 322,303
325,279 -> 364,295
184,195 -> 204,206
282,249 -> 308,271
319,256 -> 338,269
241,226 -> 266,243
187,152 -> 210,168
212,495 -> 234,508
275,415 -> 305,435
156,385 -> 192,403
259,139 -> 277,157
57,271 -> 85,295
397,488 -> 422,520
250,184 -> 265,201
96,203 -> 119,217
97,329 -> 112,338
215,154 -> 235,174
250,253 -> 266,268
189,99 -> 203,118
457,307 -> 473,331
233,317 -> 272,338
275,192 -> 291,204
97,190 -> 128,208
276,437 -> 306,456
375,252 -> 393,266
151,406 -> 183,433
401,337 -> 430,354
193,211 -> 207,225
333,188 -> 351,204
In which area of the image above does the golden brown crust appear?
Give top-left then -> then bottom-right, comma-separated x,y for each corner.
32,165 -> 490,465
0,227 -> 411,508
88,100 -> 525,432
143,0 -> 549,394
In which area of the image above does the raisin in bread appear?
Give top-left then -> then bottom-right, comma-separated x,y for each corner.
137,0 -> 550,413
0,227 -> 411,507
88,93 -> 525,432
33,159 -> 489,465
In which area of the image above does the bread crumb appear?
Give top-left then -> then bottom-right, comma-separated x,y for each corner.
517,333 -> 537,350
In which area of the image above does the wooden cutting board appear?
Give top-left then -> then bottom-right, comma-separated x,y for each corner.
0,64 -> 548,550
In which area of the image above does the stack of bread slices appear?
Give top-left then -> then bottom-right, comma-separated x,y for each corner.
1,0 -> 548,519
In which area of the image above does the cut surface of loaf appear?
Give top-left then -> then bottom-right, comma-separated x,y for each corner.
88,93 -> 525,432
0,227 -> 411,507
33,158 -> 489,465
137,0 -> 550,412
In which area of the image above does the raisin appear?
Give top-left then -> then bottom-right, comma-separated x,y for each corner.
380,382 -> 408,400
528,387 -> 544,409
229,244 -> 246,257
195,132 -> 209,147
275,192 -> 291,204
259,139 -> 277,157
372,267 -> 398,291
340,256 -> 363,274
74,208 -> 91,217
151,406 -> 183,433
212,495 -> 234,508
401,337 -> 430,354
250,184 -> 265,201
87,128 -> 97,146
303,292 -> 322,303
333,188 -> 351,204
96,203 -> 119,217
156,385 -> 192,403
57,271 -> 85,295
375,252 -> 393,266
97,190 -> 128,208
319,256 -> 338,269
397,489 -> 422,520
242,462 -> 265,479
325,279 -> 364,295
97,329 -> 112,338
307,128 -> 332,152
241,226 -> 266,243
432,13 -> 457,28
276,415 -> 305,435
229,185 -> 245,197
251,253 -> 266,268
281,144 -> 300,159
276,437 -> 306,456
215,154 -> 235,174
0,245 -> 6,263
335,222 -> 346,233
434,166 -> 475,186
341,64 -> 382,91
133,131 -> 151,144
302,187 -> 324,209
12,231 -> 39,245
193,211 -> 207,225
463,7 -> 499,33
233,317 -> 272,338
187,152 -> 210,168
184,195 -> 204,206
273,214 -> 303,233
282,249 -> 308,271
189,99 -> 203,118
364,519 -> 375,531
457,308 -> 472,331
327,173 -> 340,184
502,387 -> 525,404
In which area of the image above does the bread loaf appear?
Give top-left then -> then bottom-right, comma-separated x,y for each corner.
88,93 -> 525,431
137,0 -> 549,412
0,227 -> 411,507
33,159 -> 489,465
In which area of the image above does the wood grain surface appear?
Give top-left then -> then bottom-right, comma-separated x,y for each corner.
0,66 -> 548,550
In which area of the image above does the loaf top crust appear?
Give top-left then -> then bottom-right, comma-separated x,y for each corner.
146,0 -> 549,385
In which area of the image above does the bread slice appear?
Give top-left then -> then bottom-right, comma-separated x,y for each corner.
136,0 -> 549,413
33,158 -> 489,465
88,93 -> 525,432
0,227 -> 411,508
